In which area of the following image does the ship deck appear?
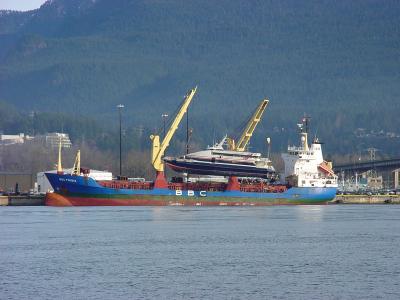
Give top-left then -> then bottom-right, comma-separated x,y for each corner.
97,180 -> 288,193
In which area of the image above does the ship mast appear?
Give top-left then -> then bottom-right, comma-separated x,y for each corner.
299,116 -> 310,151
57,136 -> 63,174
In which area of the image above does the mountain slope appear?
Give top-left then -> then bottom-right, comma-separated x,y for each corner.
0,0 -> 399,154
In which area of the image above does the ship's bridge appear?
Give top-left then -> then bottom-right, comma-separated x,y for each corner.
287,146 -> 315,157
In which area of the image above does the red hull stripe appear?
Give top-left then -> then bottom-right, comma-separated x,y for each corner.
45,193 -> 327,207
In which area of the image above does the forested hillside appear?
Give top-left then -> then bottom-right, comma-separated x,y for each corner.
0,0 -> 399,156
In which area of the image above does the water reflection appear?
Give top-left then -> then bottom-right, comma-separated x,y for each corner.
2,206 -> 400,299
295,205 -> 325,222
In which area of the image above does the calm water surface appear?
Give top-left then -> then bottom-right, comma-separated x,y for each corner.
1,205 -> 400,299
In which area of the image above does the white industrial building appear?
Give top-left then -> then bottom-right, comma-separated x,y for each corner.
0,133 -> 34,145
0,132 -> 71,148
45,133 -> 72,148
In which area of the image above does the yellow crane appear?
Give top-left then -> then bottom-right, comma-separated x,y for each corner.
72,150 -> 81,176
229,99 -> 269,151
150,86 -> 197,173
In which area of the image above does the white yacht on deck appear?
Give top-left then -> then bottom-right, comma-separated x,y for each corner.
164,136 -> 276,179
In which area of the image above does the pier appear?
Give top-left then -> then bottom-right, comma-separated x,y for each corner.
0,195 -> 45,206
331,195 -> 400,204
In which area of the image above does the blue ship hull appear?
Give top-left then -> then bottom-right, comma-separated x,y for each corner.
45,173 -> 337,206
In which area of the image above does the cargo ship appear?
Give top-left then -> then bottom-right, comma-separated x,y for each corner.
45,87 -> 337,206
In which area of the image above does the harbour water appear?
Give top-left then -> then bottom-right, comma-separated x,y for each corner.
1,205 -> 400,299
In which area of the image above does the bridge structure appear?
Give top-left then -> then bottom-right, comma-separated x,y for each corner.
333,158 -> 400,189
333,158 -> 400,173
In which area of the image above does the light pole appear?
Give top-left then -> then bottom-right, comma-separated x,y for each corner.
161,113 -> 168,139
266,137 -> 271,159
117,104 -> 124,176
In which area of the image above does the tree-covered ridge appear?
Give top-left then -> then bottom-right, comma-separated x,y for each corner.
0,0 -> 399,155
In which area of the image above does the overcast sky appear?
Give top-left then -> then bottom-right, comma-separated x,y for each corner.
0,0 -> 47,11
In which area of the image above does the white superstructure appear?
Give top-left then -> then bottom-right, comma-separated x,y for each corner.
185,136 -> 275,170
281,119 -> 338,188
